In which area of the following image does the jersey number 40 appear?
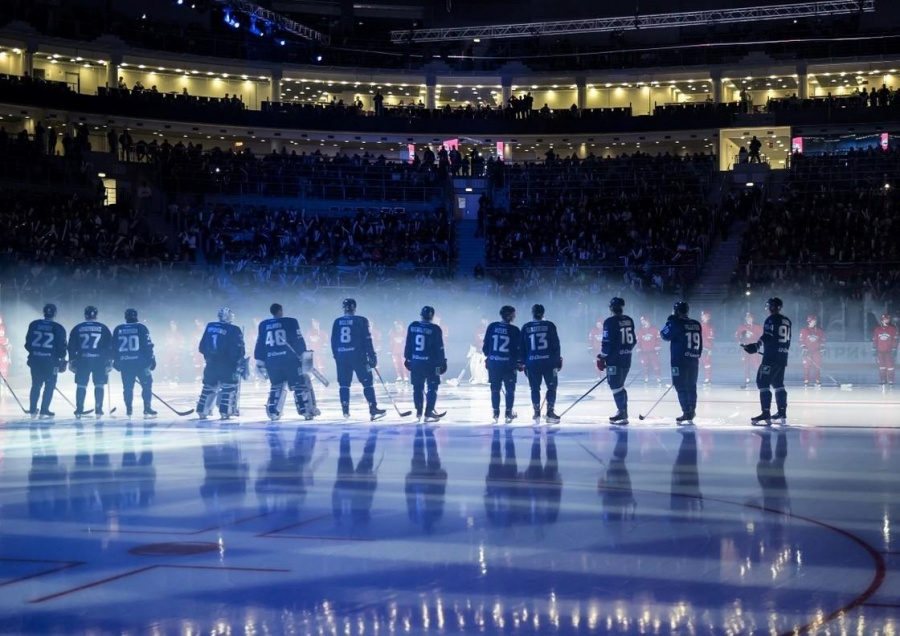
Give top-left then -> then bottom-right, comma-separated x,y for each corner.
266,329 -> 288,347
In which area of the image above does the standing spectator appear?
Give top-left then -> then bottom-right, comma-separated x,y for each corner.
107,127 -> 118,157
748,136 -> 762,163
374,91 -> 384,116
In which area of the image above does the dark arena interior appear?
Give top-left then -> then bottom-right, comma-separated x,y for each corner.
0,0 -> 899,633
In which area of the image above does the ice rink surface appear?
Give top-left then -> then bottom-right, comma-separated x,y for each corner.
0,380 -> 898,635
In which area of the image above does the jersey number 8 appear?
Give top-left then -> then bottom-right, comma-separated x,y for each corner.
340,326 -> 352,344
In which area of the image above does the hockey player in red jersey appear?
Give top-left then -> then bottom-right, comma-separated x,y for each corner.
700,310 -> 714,385
389,320 -> 408,384
735,312 -> 763,387
305,318 -> 327,375
799,314 -> 826,387
636,316 -> 662,384
588,317 -> 604,376
873,314 -> 898,387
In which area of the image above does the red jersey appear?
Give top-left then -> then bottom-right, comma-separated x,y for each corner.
735,323 -> 763,344
390,327 -> 406,355
371,327 -> 382,353
588,327 -> 604,352
474,328 -> 487,348
873,325 -> 899,353
636,327 -> 660,353
701,323 -> 714,350
799,327 -> 825,352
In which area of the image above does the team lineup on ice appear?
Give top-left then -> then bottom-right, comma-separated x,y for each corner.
5,295 -> 898,429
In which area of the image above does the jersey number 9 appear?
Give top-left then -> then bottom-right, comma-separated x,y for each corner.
415,333 -> 426,352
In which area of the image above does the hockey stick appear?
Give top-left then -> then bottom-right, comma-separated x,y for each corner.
54,387 -> 93,415
558,376 -> 608,419
284,342 -> 330,387
801,350 -> 848,389
373,368 -> 412,417
638,384 -> 674,421
446,364 -> 467,387
150,391 -> 195,417
0,368 -> 29,414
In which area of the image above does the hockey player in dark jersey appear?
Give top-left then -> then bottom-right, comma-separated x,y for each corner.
254,303 -> 320,421
68,306 -> 113,419
521,304 -> 562,424
482,305 -> 523,424
112,308 -> 157,419
196,308 -> 245,420
596,297 -> 636,425
24,303 -> 67,418
660,302 -> 703,424
742,297 -> 792,426
330,298 -> 386,421
404,306 -> 447,422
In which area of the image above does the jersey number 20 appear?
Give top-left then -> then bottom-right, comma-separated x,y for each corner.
118,335 -> 140,352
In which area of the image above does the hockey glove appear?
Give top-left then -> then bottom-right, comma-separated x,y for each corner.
742,343 -> 759,355
367,353 -> 378,370
112,360 -> 121,372
58,360 -> 67,373
557,357 -> 564,371
439,360 -> 448,375
596,356 -> 607,372
256,360 -> 268,380
404,359 -> 411,370
517,362 -> 525,373
68,361 -> 76,373
149,357 -> 157,371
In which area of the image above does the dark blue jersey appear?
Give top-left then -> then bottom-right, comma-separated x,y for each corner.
521,320 -> 561,366
600,315 -> 636,364
482,321 -> 522,367
760,313 -> 792,365
254,317 -> 306,366
331,315 -> 375,362
25,319 -> 67,364
404,321 -> 445,368
68,321 -> 113,364
112,323 -> 154,366
660,317 -> 703,361
199,321 -> 245,365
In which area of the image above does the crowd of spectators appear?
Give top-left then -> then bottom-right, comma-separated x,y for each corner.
483,152 -> 718,294
0,192 -> 170,266
735,147 -> 900,305
171,204 -> 451,271
155,145 -> 449,201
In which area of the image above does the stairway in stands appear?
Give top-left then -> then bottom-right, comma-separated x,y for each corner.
689,220 -> 746,307
455,219 -> 485,278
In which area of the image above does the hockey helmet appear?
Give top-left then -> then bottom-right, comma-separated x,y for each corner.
807,314 -> 817,327
745,312 -> 754,323
609,297 -> 625,313
532,304 -> 545,320
270,303 -> 283,317
700,310 -> 711,322
218,307 -> 234,324
125,308 -> 139,323
43,303 -> 57,319
673,301 -> 690,317
640,316 -> 650,327
766,297 -> 783,312
84,305 -> 98,320
342,298 -> 357,313
500,305 -> 516,321
882,313 -> 892,326
421,305 -> 435,321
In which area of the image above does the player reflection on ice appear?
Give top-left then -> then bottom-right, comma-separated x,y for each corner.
332,428 -> 379,525
255,426 -> 320,515
405,424 -> 447,534
484,427 -> 562,530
